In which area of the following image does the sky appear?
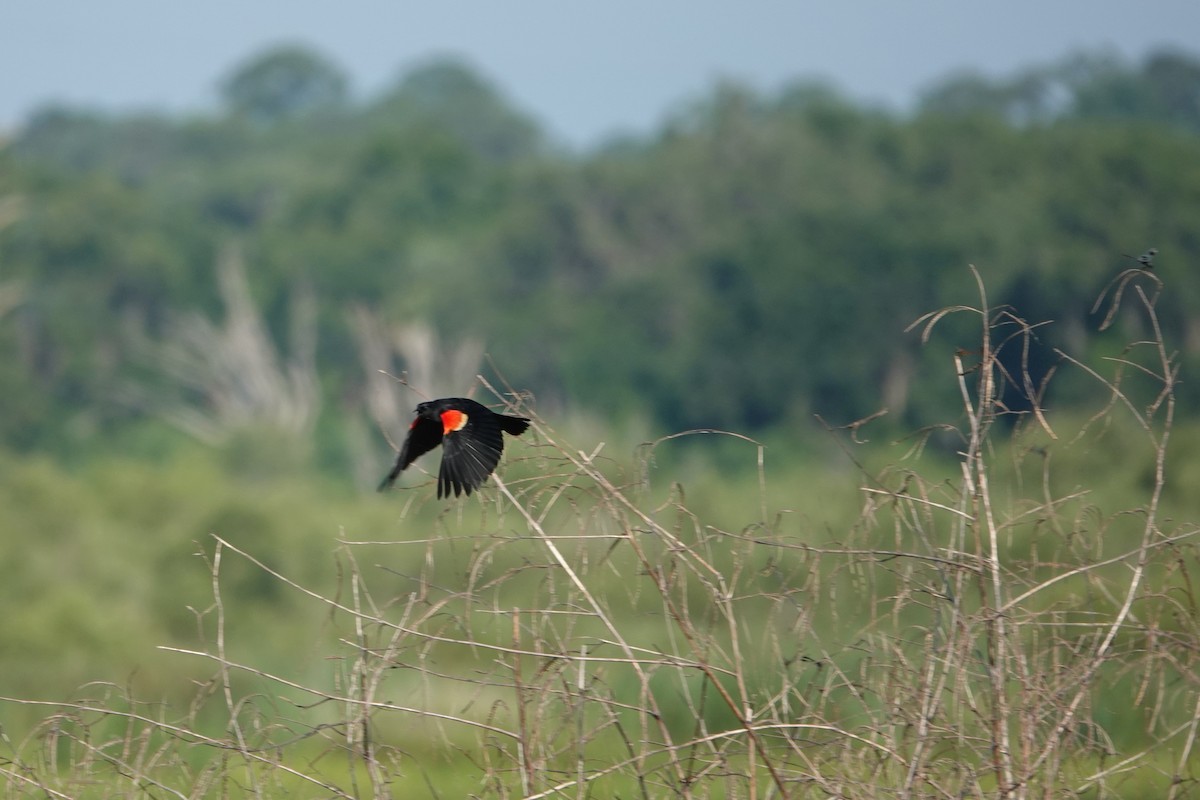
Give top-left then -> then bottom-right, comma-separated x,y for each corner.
4,1 -> 1200,148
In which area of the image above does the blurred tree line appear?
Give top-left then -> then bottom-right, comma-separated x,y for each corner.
2,43 -> 1199,476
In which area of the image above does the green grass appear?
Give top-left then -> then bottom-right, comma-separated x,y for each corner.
3,371 -> 1200,796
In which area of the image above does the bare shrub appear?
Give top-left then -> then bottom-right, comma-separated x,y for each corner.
3,267 -> 1197,799
119,242 -> 319,445
349,306 -> 484,444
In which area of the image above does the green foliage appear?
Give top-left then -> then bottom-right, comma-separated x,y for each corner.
4,42 -> 1200,797
3,49 -> 1200,458
367,57 -> 546,160
2,370 -> 1198,796
920,48 -> 1200,133
1,261 -> 1199,795
0,445 -> 394,711
219,43 -> 350,124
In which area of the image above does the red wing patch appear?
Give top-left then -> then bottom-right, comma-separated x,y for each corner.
440,409 -> 468,434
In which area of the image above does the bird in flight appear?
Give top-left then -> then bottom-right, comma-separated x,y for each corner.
377,398 -> 530,498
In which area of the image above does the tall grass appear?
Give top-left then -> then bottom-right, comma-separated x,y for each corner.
3,267 -> 1198,798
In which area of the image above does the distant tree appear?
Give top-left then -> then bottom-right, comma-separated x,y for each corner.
371,58 -> 543,159
918,69 -> 1070,125
13,106 -> 111,170
1071,49 -> 1200,130
1143,50 -> 1200,126
920,48 -> 1200,132
220,44 -> 349,124
6,45 -> 1200,452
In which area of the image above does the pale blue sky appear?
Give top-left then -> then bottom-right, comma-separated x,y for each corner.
4,1 -> 1199,147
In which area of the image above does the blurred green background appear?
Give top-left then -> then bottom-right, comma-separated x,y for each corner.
2,39 -> 1200,794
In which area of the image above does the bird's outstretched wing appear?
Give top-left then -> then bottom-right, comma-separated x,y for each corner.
438,412 -> 505,497
377,416 -> 444,491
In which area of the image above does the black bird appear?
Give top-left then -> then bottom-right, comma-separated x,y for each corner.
377,398 -> 530,498
1123,247 -> 1158,270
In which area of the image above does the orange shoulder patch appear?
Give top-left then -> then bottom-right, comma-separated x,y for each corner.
440,409 -> 468,434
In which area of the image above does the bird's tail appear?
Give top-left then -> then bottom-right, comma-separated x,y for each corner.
500,414 -> 531,436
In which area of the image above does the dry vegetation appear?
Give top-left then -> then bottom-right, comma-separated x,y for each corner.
3,269 -> 1198,799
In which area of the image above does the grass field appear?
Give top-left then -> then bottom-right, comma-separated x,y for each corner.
3,271 -> 1199,798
